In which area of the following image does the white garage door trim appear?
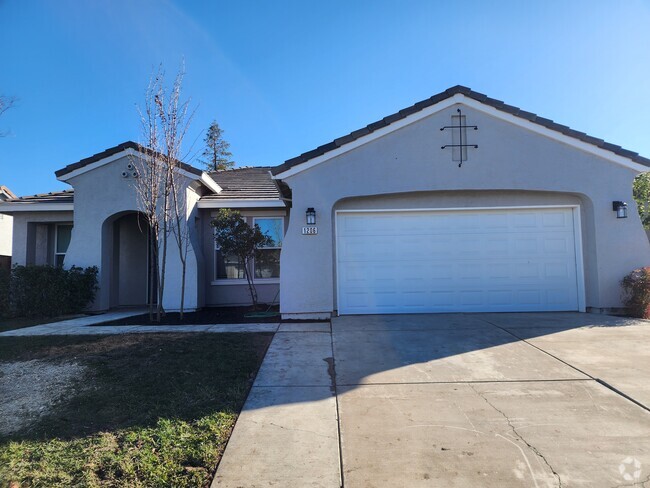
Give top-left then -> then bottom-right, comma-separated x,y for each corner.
335,205 -> 586,315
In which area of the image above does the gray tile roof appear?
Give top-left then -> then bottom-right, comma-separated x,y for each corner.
202,167 -> 281,200
271,85 -> 650,175
5,189 -> 74,204
3,167 -> 282,208
0,186 -> 16,200
55,141 -> 203,178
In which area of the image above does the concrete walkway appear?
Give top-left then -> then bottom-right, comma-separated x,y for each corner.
212,322 -> 341,487
0,309 -> 280,336
213,312 -> 650,488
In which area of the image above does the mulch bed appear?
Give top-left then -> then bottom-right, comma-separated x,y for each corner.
95,305 -> 282,326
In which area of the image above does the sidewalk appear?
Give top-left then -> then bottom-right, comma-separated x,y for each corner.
212,322 -> 341,487
0,309 -> 280,336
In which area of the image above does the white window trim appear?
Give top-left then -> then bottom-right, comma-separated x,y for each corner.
54,223 -> 73,266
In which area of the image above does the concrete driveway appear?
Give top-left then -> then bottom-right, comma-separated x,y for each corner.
214,313 -> 650,487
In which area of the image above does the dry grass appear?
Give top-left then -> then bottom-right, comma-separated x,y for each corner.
0,332 -> 272,487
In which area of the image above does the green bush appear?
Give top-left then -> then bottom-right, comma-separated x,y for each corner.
0,267 -> 9,318
4,265 -> 99,318
65,266 -> 100,314
621,267 -> 650,318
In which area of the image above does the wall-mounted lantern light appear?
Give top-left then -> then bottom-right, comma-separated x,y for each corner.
306,208 -> 316,225
612,201 -> 628,219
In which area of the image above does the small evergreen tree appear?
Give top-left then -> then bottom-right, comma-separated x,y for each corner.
200,121 -> 235,171
633,173 -> 650,229
211,209 -> 272,308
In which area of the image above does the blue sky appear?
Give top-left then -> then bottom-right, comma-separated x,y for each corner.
1,0 -> 650,196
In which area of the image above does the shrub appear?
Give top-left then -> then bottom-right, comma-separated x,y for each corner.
0,267 -> 9,318
66,266 -> 100,313
621,267 -> 650,318
6,265 -> 99,318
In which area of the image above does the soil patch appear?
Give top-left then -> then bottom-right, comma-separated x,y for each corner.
0,359 -> 87,436
96,305 -> 281,325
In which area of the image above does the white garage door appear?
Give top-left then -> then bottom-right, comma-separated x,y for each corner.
336,207 -> 582,315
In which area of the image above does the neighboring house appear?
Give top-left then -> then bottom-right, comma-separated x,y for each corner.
0,86 -> 649,317
0,185 -> 16,270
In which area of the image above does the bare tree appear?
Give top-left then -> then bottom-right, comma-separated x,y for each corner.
133,65 -> 194,321
0,95 -> 16,137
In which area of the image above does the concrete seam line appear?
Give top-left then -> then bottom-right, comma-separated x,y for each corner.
328,324 -> 345,488
335,378 -> 595,387
594,379 -> 650,414
480,319 -> 650,414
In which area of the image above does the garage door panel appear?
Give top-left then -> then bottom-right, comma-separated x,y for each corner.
487,290 -> 512,306
545,262 -> 570,278
543,237 -> 571,253
337,208 -> 581,314
511,212 -> 539,228
542,211 -> 569,227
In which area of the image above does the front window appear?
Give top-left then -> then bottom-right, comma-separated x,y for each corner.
54,224 -> 73,267
213,216 -> 284,281
254,217 -> 283,279
215,251 -> 245,279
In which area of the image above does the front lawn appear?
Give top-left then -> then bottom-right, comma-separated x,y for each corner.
0,332 -> 272,487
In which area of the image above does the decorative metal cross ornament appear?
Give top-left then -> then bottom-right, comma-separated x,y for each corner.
440,108 -> 478,167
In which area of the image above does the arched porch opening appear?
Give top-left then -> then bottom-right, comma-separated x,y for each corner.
101,211 -> 154,308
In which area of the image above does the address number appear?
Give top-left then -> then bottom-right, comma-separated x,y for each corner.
302,226 -> 318,235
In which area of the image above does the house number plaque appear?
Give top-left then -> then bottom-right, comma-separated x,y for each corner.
302,227 -> 318,235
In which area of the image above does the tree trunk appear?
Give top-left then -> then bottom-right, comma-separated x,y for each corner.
157,194 -> 168,322
243,259 -> 258,310
148,235 -> 156,322
179,259 -> 186,321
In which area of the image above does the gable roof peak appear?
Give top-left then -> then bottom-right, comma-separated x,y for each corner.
271,85 -> 650,176
55,140 -> 204,180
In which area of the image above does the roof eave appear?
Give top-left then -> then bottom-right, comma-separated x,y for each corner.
56,141 -> 206,182
0,202 -> 74,213
197,199 -> 286,209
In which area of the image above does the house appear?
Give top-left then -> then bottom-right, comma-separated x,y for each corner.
272,86 -> 650,318
1,86 -> 649,317
0,144 -> 286,311
0,185 -> 16,270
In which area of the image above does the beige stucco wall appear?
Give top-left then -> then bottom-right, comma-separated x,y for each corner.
10,211 -> 74,266
279,102 -> 650,316
0,213 -> 12,257
64,155 -> 202,311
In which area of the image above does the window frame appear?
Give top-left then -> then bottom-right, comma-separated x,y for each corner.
252,217 -> 283,281
212,214 -> 248,284
211,215 -> 284,285
54,223 -> 73,267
